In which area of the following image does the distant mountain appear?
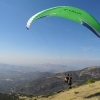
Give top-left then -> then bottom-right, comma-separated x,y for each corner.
0,63 -> 73,73
0,63 -> 55,93
14,66 -> 100,95
0,63 -> 37,72
29,63 -> 74,73
0,71 -> 53,93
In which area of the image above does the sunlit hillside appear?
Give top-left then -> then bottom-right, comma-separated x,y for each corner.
19,81 -> 100,100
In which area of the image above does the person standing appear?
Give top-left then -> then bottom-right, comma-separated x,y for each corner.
65,74 -> 72,89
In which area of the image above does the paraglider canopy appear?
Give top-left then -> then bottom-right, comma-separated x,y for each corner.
26,6 -> 100,38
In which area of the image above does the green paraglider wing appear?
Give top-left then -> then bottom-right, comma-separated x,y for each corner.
26,6 -> 100,37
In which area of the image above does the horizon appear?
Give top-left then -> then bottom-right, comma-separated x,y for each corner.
0,62 -> 99,71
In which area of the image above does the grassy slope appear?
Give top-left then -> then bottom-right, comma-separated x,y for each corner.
19,81 -> 100,100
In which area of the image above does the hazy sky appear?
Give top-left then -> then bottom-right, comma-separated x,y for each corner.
0,0 -> 100,68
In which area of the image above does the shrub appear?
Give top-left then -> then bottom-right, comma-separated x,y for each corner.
86,79 -> 95,84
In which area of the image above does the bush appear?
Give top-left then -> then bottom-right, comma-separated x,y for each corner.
86,79 -> 95,84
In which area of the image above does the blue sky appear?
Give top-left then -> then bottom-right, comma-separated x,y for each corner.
0,0 -> 100,68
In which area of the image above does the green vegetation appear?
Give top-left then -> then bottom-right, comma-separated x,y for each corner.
86,79 -> 95,84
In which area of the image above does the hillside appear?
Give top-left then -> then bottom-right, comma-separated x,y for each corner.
19,81 -> 100,100
14,66 -> 100,95
0,70 -> 53,93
